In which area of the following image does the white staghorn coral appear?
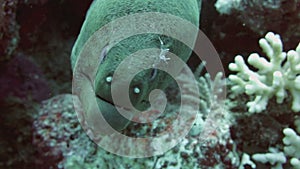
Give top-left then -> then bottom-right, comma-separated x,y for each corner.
229,32 -> 300,113
251,117 -> 300,169
252,149 -> 286,169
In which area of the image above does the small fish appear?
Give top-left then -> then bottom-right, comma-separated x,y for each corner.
71,0 -> 201,131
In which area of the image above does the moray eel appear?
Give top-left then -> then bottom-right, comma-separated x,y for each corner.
71,0 -> 201,131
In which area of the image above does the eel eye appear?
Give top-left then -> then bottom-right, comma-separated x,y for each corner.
133,87 -> 141,94
99,45 -> 109,64
150,68 -> 157,81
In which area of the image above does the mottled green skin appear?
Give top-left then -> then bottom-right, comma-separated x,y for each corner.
71,0 -> 201,130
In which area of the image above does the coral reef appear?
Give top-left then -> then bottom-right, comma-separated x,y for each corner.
0,53 -> 50,102
33,94 -> 89,168
214,0 -> 300,48
251,117 -> 300,169
33,68 -> 237,168
19,0 -> 49,5
229,32 -> 300,113
252,148 -> 287,169
283,126 -> 300,168
0,1 -> 90,168
0,0 -> 19,59
0,98 -> 39,168
227,32 -> 300,169
0,52 -> 51,168
231,113 -> 283,151
215,0 -> 242,15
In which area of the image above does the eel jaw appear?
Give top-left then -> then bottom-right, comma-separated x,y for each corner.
96,96 -> 132,131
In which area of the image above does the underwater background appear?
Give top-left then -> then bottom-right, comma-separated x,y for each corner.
0,0 -> 300,168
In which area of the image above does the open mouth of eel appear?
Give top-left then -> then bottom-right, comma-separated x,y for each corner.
95,94 -> 133,131
96,94 -> 132,112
